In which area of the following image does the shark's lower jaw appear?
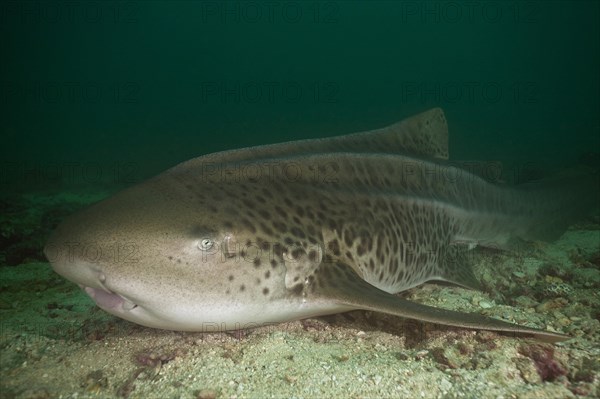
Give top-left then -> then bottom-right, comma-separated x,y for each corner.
83,286 -> 138,312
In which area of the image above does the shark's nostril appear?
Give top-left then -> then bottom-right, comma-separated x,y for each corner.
123,300 -> 138,311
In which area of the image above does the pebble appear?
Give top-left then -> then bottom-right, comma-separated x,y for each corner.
479,301 -> 494,309
196,389 -> 218,399
536,298 -> 568,312
514,358 -> 542,384
558,318 -> 571,326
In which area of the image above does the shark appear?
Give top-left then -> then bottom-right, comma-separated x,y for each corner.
44,108 -> 599,343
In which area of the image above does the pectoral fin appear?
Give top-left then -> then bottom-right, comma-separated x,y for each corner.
310,261 -> 568,343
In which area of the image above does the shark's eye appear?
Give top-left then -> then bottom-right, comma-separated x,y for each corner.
198,238 -> 214,251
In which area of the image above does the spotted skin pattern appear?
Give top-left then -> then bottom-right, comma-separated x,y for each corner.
46,109 -> 597,342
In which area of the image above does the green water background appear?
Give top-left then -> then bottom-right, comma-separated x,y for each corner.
3,1 -> 599,191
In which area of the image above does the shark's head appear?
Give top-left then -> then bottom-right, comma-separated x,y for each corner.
44,173 -> 302,331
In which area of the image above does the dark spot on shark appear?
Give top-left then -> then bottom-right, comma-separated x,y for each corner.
291,248 -> 303,259
274,206 -> 287,218
328,240 -> 340,256
241,218 -> 256,233
360,232 -> 372,251
327,219 -> 337,230
290,283 -> 303,296
242,198 -> 255,209
260,222 -> 274,236
261,187 -> 273,199
356,244 -> 365,256
224,206 -> 239,217
272,244 -> 284,258
344,229 -> 354,247
291,227 -> 305,239
253,258 -> 261,268
255,194 -> 266,203
262,287 -> 270,295
273,221 -> 287,233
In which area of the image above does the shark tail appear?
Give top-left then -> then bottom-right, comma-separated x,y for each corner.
515,170 -> 599,243
430,170 -> 598,290
452,169 -> 599,250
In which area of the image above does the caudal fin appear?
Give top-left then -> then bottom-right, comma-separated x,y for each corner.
452,169 -> 599,249
516,170 -> 599,242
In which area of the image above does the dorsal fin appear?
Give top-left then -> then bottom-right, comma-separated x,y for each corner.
342,107 -> 448,159
172,108 -> 449,173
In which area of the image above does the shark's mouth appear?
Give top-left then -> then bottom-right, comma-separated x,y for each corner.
83,286 -> 139,312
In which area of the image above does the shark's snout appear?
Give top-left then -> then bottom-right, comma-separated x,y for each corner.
44,208 -> 123,305
44,240 -> 98,289
45,230 -> 141,314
